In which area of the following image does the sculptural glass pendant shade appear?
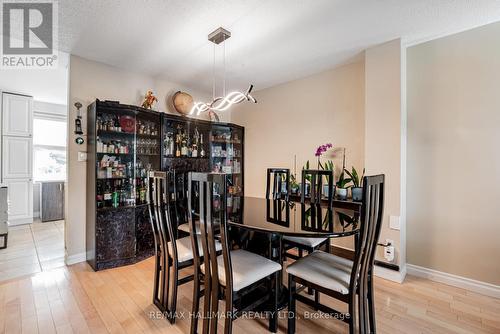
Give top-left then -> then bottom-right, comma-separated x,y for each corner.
190,27 -> 257,119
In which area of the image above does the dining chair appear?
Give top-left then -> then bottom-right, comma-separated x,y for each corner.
148,171 -> 222,324
266,168 -> 290,200
188,172 -> 282,334
286,174 -> 384,334
283,169 -> 333,260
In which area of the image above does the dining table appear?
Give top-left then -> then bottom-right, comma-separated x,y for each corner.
225,195 -> 362,311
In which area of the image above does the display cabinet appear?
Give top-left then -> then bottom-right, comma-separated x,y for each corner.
86,100 -> 244,270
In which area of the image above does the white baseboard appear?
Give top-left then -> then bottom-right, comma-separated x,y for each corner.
7,218 -> 33,226
65,252 -> 86,265
407,264 -> 500,298
374,264 -> 407,283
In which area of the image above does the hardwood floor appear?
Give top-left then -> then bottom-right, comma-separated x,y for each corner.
0,257 -> 498,333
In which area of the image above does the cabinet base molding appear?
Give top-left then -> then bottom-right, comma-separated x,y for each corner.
66,252 -> 86,265
7,218 -> 33,226
407,263 -> 500,298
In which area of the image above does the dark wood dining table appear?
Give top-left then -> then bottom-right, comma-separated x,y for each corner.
226,196 -> 362,311
228,196 -> 361,238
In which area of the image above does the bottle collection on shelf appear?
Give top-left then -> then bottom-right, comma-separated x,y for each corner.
97,113 -> 159,136
97,114 -> 126,133
96,155 -> 151,209
137,119 -> 159,136
211,132 -> 241,143
164,125 -> 206,158
96,138 -> 132,154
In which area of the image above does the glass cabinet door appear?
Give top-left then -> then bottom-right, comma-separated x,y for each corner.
210,124 -> 244,222
95,108 -> 136,210
135,111 -> 161,205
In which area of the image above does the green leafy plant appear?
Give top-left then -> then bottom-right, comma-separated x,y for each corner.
336,171 -> 352,189
290,174 -> 299,192
302,160 -> 312,182
344,167 -> 365,188
336,211 -> 359,227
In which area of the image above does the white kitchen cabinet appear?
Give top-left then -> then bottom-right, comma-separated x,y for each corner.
2,136 -> 33,179
4,179 -> 33,224
2,93 -> 33,137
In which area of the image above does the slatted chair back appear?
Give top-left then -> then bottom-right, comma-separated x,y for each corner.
266,168 -> 290,200
171,170 -> 189,229
148,171 -> 176,310
349,174 -> 384,331
188,172 -> 230,334
300,169 -> 333,206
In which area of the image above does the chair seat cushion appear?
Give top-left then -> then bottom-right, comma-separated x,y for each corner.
168,236 -> 222,263
178,221 -> 220,235
178,223 -> 194,234
283,236 -> 328,248
286,251 -> 353,295
201,249 -> 282,292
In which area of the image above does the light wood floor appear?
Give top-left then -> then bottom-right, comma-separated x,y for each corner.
0,257 -> 498,334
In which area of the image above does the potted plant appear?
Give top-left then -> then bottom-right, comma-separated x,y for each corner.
335,171 -> 351,200
290,174 -> 300,194
344,167 -> 365,201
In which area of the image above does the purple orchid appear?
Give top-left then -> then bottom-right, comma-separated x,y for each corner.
315,143 -> 333,157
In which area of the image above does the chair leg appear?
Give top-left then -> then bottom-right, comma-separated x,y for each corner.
348,293 -> 357,334
168,261 -> 179,324
191,273 -> 201,334
224,291 -> 233,334
368,275 -> 376,333
153,250 -> 161,305
287,275 -> 296,334
269,273 -> 279,333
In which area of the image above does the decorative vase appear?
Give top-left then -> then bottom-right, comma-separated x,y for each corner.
352,187 -> 362,201
336,188 -> 348,200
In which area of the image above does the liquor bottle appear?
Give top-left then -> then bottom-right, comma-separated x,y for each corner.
114,116 -> 121,132
112,180 -> 120,208
181,131 -> 188,156
175,134 -> 181,157
96,182 -> 104,209
200,134 -> 205,157
104,181 -> 112,207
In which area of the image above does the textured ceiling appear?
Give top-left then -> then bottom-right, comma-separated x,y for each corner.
55,0 -> 500,94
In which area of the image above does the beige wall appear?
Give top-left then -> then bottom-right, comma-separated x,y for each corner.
231,61 -> 365,250
407,22 -> 500,285
66,55 -> 211,260
231,61 -> 366,197
364,39 -> 406,268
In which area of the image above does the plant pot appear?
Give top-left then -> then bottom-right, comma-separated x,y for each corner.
351,187 -> 362,201
304,183 -> 311,197
322,184 -> 330,198
291,186 -> 299,195
336,187 -> 348,200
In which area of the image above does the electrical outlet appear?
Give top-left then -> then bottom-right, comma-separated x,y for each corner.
384,239 -> 395,262
78,152 -> 87,161
389,215 -> 400,230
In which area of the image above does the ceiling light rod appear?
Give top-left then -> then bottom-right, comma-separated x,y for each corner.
190,27 -> 257,120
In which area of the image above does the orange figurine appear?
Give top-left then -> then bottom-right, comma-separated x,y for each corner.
141,90 -> 158,109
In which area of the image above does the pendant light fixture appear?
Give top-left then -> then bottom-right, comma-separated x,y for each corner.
190,27 -> 257,120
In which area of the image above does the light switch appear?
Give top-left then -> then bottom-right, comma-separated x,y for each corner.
78,152 -> 87,161
389,215 -> 400,230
